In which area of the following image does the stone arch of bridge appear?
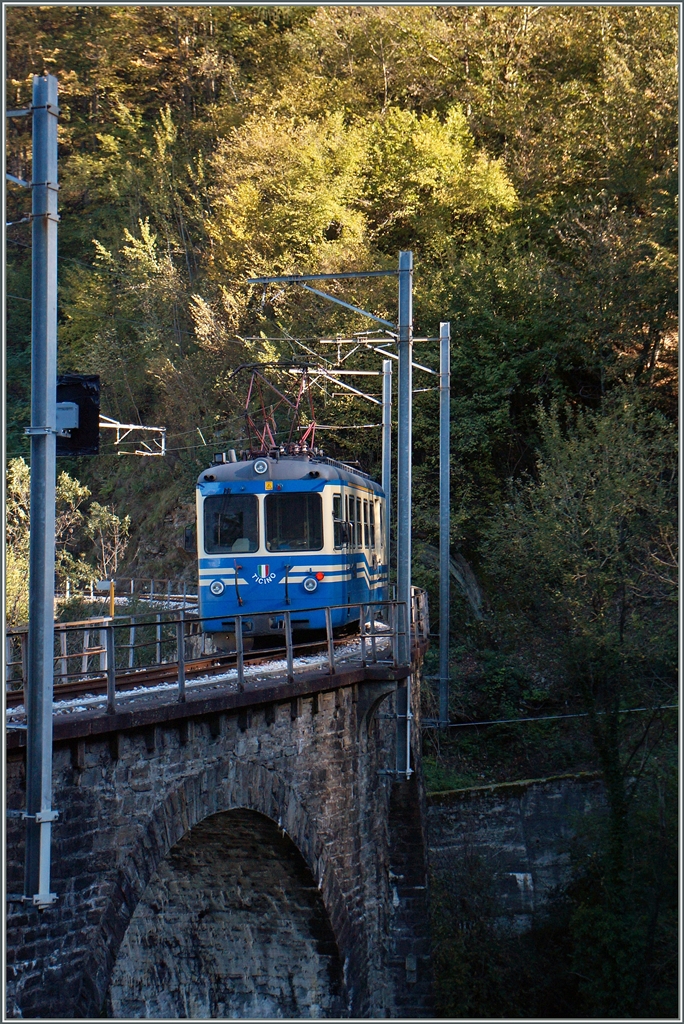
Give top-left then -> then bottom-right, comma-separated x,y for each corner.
73,758 -> 354,1018
107,807 -> 346,1019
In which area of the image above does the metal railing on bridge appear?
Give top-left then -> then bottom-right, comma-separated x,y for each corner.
6,590 -> 429,715
55,577 -> 198,612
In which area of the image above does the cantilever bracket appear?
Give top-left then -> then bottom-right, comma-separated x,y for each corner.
6,809 -> 60,821
99,415 -> 166,456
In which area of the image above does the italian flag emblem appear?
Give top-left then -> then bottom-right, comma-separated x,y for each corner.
256,564 -> 270,578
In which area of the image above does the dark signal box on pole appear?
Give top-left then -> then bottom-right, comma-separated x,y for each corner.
56,373 -> 100,456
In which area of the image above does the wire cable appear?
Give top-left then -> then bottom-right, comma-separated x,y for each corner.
421,704 -> 679,729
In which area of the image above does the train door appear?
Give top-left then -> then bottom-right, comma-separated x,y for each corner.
347,488 -> 364,611
333,488 -> 350,610
346,489 -> 356,607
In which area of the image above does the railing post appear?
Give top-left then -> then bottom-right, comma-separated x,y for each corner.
390,603 -> 398,668
284,610 -> 294,684
176,610 -> 186,703
128,621 -> 136,669
99,627 -> 107,674
155,613 -> 162,664
81,628 -> 90,674
58,627 -> 67,684
235,614 -> 245,693
106,624 -> 116,714
360,605 -> 367,667
325,606 -> 336,674
21,632 -> 28,689
369,605 -> 378,662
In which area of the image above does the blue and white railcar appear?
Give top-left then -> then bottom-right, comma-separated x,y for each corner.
196,450 -> 388,644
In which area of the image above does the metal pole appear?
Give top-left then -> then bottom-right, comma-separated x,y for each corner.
439,322 -> 451,727
396,251 -> 413,777
396,251 -> 413,662
24,73 -> 59,908
382,359 -> 392,589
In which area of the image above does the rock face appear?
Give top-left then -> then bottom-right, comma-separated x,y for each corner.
427,774 -> 606,932
6,669 -> 433,1019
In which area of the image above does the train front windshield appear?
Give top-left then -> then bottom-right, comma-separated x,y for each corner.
204,494 -> 259,552
265,493 -> 323,551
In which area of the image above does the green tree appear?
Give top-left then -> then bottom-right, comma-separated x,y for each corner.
483,394 -> 676,1003
85,501 -> 131,579
5,459 -> 95,624
5,458 -> 32,625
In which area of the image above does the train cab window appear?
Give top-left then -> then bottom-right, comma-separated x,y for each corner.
363,500 -> 370,547
369,501 -> 376,548
265,493 -> 323,551
357,498 -> 363,546
204,494 -> 258,553
379,503 -> 384,548
347,495 -> 355,548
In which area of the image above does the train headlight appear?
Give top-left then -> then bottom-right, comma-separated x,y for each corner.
253,459 -> 268,474
209,579 -> 225,596
303,576 -> 318,593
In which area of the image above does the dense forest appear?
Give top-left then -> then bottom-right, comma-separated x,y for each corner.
5,6 -> 678,1018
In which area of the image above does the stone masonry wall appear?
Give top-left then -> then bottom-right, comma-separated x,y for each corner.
6,667 -> 432,1019
427,774 -> 605,932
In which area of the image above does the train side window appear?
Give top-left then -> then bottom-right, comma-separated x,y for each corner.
379,503 -> 384,549
333,493 -> 343,548
204,494 -> 259,553
363,500 -> 369,547
357,497 -> 363,547
369,501 -> 375,548
348,495 -> 355,548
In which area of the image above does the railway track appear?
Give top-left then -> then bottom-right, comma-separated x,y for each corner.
5,635 -> 358,709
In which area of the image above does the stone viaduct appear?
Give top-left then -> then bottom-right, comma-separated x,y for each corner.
6,642 -> 432,1018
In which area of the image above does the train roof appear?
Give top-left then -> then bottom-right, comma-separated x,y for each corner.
198,452 -> 381,491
